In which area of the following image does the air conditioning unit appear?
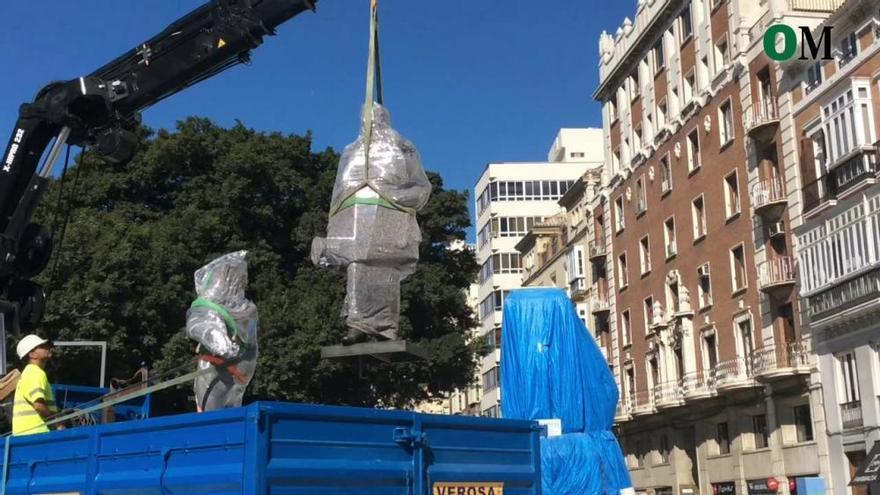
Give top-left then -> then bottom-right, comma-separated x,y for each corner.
698,263 -> 711,278
661,179 -> 671,192
667,242 -> 677,257
769,221 -> 785,239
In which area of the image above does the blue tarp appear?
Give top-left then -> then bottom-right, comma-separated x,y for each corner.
500,288 -> 632,495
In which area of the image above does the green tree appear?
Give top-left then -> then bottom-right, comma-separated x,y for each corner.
31,117 -> 479,412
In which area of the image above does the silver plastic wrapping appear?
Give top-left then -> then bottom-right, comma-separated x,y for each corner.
311,104 -> 431,340
185,250 -> 258,411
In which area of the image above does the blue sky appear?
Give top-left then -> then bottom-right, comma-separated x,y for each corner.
0,0 -> 633,230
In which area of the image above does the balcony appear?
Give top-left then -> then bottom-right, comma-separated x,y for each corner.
615,398 -> 631,422
751,342 -> 810,379
681,369 -> 716,399
758,256 -> 797,295
841,401 -> 863,430
569,277 -> 588,301
591,295 -> 611,315
744,100 -> 780,143
631,390 -> 655,416
752,178 -> 787,218
804,144 -> 879,215
589,238 -> 607,261
714,358 -> 755,390
653,381 -> 684,408
789,0 -> 846,12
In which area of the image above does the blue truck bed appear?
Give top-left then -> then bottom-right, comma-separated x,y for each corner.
3,401 -> 541,494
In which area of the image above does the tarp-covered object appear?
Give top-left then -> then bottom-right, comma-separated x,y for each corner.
311,103 -> 431,340
501,288 -> 632,494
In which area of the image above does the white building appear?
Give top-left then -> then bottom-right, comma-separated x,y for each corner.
473,129 -> 603,417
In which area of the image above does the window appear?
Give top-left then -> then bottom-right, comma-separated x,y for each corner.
703,333 -> 718,369
687,129 -> 701,172
482,367 -> 499,392
683,70 -> 696,104
658,99 -> 668,130
615,196 -> 625,232
481,180 -> 574,204
698,263 -> 713,308
635,177 -> 646,215
621,310 -> 632,346
664,217 -> 677,258
609,99 -> 618,121
479,290 -> 509,320
794,405 -> 814,442
571,152 -> 585,159
618,253 -> 629,288
839,31 -> 858,65
820,83 -> 876,164
714,35 -> 729,75
680,2 -> 693,42
634,125 -> 643,151
480,253 -> 523,284
659,435 -> 670,464
724,171 -> 741,218
806,61 -> 823,93
661,155 -> 672,194
568,246 -> 586,280
719,99 -> 735,145
654,39 -> 665,72
753,414 -> 769,449
730,244 -> 747,291
640,236 -> 651,274
692,195 -> 707,240
485,326 -> 503,351
630,70 -> 640,100
612,147 -> 621,174
644,296 -> 655,330
717,422 -> 730,455
838,351 -> 860,404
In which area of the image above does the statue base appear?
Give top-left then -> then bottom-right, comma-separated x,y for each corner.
320,340 -> 428,363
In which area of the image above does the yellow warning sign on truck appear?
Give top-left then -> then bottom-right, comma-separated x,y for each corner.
432,482 -> 504,495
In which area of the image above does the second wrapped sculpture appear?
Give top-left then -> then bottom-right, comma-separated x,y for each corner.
311,104 -> 431,343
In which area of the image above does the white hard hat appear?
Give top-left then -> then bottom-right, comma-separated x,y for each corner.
16,334 -> 49,360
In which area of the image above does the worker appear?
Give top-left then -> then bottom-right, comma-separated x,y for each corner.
12,335 -> 62,435
186,251 -> 258,412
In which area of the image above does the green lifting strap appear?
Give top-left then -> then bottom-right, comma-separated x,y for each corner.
328,0 -> 416,220
190,297 -> 248,352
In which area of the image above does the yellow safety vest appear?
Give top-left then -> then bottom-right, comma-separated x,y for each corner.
12,364 -> 59,436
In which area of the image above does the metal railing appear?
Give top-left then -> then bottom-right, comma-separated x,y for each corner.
591,295 -> 611,314
758,256 -> 797,289
589,238 -> 607,259
752,178 -> 787,211
632,390 -> 655,413
653,381 -> 683,406
803,143 -> 879,213
744,99 -> 780,134
715,358 -> 753,387
681,369 -> 716,396
751,342 -> 807,375
841,400 -> 863,429
790,0 -> 845,11
569,277 -> 587,298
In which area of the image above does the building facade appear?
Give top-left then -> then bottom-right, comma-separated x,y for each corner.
516,168 -> 615,365
472,129 -> 603,417
592,0 -> 846,493
782,2 -> 880,493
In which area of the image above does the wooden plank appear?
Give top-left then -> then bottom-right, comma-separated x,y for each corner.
321,340 -> 428,363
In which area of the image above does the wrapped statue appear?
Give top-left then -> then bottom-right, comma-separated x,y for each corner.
311,103 -> 432,344
186,251 -> 258,411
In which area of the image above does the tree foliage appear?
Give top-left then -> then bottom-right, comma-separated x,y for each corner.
30,118 -> 479,411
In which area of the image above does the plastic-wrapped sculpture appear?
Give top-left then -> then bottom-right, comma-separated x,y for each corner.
186,251 -> 258,411
311,103 -> 431,343
501,288 -> 633,495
